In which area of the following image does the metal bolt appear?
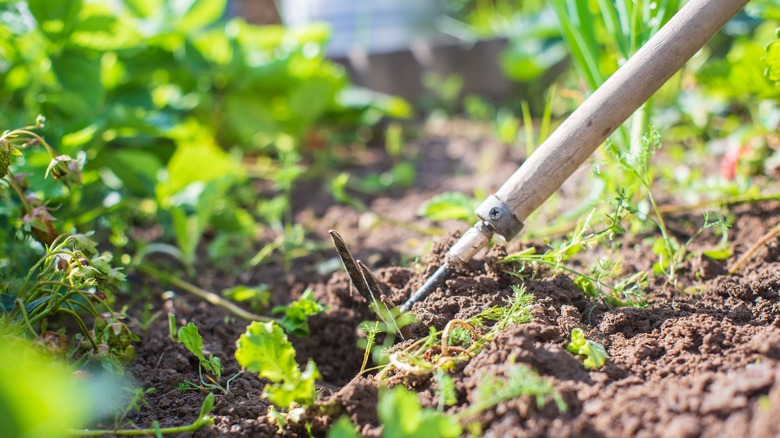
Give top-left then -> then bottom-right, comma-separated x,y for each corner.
489,207 -> 502,220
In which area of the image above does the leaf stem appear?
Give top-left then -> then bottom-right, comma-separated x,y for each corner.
137,264 -> 276,323
729,223 -> 780,275
67,418 -> 213,436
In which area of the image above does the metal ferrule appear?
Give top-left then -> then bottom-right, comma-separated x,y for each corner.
447,221 -> 493,265
474,194 -> 525,240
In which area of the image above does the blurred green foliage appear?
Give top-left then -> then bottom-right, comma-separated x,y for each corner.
0,337 -> 95,437
0,0 -> 409,273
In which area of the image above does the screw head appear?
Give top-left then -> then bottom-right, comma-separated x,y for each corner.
489,207 -> 502,220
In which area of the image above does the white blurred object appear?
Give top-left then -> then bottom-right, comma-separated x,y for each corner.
280,0 -> 447,57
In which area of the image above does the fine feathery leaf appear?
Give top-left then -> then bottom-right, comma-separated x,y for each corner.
235,321 -> 321,408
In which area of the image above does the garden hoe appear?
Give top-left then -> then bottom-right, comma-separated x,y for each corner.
399,0 -> 750,312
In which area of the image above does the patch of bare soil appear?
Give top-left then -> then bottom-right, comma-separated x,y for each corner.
118,120 -> 780,437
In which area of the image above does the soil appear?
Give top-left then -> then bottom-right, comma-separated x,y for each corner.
109,119 -> 780,437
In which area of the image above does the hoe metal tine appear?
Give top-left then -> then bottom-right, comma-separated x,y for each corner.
399,263 -> 450,313
356,260 -> 386,299
328,230 -> 372,302
357,260 -> 404,340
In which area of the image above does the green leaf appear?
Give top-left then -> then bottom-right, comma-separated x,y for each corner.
766,39 -> 780,83
327,417 -> 360,438
50,48 -> 104,120
198,393 -> 215,420
272,289 -> 326,337
27,0 -> 82,37
235,321 -> 321,408
567,328 -> 609,370
178,0 -> 227,32
702,248 -> 732,261
177,322 -> 221,378
157,123 -> 243,205
378,386 -> 462,438
418,192 -> 476,222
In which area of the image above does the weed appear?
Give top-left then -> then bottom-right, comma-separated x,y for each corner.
272,289 -> 326,337
434,370 -> 458,411
503,197 -> 648,307
178,323 -> 223,380
112,387 -> 155,429
378,385 -> 462,438
221,285 -> 271,314
567,328 -> 609,370
379,285 -> 534,379
458,362 -> 567,421
174,321 -> 241,394
235,321 -> 321,409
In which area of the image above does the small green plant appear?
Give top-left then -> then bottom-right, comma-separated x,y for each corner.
221,285 -> 271,314
178,322 -> 223,381
175,322 -> 242,394
460,362 -> 567,420
503,198 -> 648,307
378,385 -> 462,438
434,370 -> 457,411
235,321 -> 321,409
380,285 -> 533,378
418,192 -> 478,222
567,328 -> 609,370
327,417 -> 361,438
112,387 -> 155,429
272,289 -> 326,337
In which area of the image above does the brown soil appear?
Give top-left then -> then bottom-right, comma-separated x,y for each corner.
112,120 -> 780,437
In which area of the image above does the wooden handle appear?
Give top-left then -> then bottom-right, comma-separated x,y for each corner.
491,0 -> 748,224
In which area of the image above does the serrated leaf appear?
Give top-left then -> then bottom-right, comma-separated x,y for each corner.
235,321 -> 321,408
178,322 -> 221,378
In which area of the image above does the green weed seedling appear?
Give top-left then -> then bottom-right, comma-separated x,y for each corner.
272,289 -> 326,337
567,328 -> 609,370
379,285 -> 533,379
378,385 -> 462,438
111,387 -> 155,429
504,198 -> 648,308
176,322 -> 239,394
235,321 -> 321,409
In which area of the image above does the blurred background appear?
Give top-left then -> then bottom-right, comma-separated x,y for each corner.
0,0 -> 779,433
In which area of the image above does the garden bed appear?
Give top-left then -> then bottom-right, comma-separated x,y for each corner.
116,120 -> 780,437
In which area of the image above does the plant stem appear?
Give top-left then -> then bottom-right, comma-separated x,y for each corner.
67,418 -> 213,437
137,264 -> 276,323
658,193 -> 780,215
4,171 -> 32,214
729,223 -> 780,275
